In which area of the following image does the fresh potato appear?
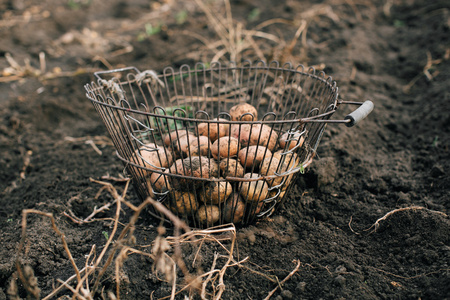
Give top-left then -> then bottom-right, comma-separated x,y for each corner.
163,129 -> 191,147
268,188 -> 286,201
149,170 -> 171,193
272,150 -> 298,169
238,145 -> 272,169
219,158 -> 245,178
169,190 -> 198,216
279,131 -> 305,150
185,136 -> 212,157
223,192 -> 246,224
188,156 -> 220,179
211,136 -> 239,159
238,173 -> 269,203
229,103 -> 258,121
170,133 -> 197,158
197,118 -> 229,142
196,205 -> 220,226
133,143 -> 173,177
259,156 -> 293,187
247,124 -> 278,151
230,124 -> 278,150
199,179 -> 232,205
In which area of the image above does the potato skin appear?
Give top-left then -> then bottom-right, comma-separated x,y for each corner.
230,124 -> 278,150
169,156 -> 219,188
185,136 -> 212,157
259,156 -> 293,187
169,190 -> 198,216
229,103 -> 258,121
279,131 -> 305,150
238,145 -> 272,169
199,179 -> 233,205
238,173 -> 269,203
223,192 -> 246,224
211,136 -> 239,160
163,130 -> 191,147
219,158 -> 245,178
133,143 -> 173,177
196,205 -> 220,226
197,118 -> 229,142
149,170 -> 171,193
170,133 -> 197,158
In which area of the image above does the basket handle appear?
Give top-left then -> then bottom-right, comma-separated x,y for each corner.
342,100 -> 374,127
94,66 -> 141,80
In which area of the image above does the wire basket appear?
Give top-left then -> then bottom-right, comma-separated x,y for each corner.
84,61 -> 373,228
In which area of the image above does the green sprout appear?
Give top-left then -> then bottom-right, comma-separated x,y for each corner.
137,23 -> 162,41
102,231 -> 109,240
247,8 -> 260,22
176,10 -> 188,25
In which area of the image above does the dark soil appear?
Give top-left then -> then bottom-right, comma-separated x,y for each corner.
1,0 -> 449,299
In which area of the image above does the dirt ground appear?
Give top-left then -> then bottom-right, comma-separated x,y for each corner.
0,0 -> 449,299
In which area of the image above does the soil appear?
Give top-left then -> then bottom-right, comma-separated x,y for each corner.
1,0 -> 449,299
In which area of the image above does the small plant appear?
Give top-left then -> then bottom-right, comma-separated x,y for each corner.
247,8 -> 260,22
102,231 -> 109,240
176,10 -> 188,25
137,23 -> 162,41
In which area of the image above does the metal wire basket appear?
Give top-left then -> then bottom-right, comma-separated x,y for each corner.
84,61 -> 373,228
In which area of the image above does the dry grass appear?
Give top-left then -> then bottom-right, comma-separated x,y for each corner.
13,178 -> 244,299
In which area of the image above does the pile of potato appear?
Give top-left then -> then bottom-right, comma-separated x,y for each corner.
134,103 -> 305,226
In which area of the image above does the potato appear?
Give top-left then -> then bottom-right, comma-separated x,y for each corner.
169,190 -> 198,215
219,158 -> 245,178
149,170 -> 171,193
211,136 -> 239,159
230,124 -> 278,150
238,145 -> 272,169
163,129 -> 191,147
170,156 -> 219,188
197,118 -> 229,142
199,179 -> 232,205
268,188 -> 286,201
223,192 -> 246,224
259,156 -> 292,187
185,136 -> 212,157
238,173 -> 269,203
229,103 -> 258,121
133,143 -> 173,177
170,133 -> 197,158
196,205 -> 220,226
279,131 -> 305,150
188,156 -> 220,179
272,150 -> 298,169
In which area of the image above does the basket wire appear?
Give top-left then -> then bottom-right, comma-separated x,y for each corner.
85,61 -> 339,227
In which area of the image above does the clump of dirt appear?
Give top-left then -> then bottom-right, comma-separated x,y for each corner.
0,0 -> 449,299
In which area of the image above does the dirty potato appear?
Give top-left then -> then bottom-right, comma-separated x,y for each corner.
196,205 -> 221,226
259,156 -> 292,187
197,118 -> 230,142
238,145 -> 272,169
170,133 -> 197,158
219,158 -> 245,178
223,192 -> 246,224
169,190 -> 198,216
279,131 -> 305,150
163,129 -> 191,147
238,173 -> 269,203
229,103 -> 258,121
211,136 -> 239,159
185,135 -> 212,157
169,156 -> 219,188
230,124 -> 278,150
133,143 -> 173,177
149,170 -> 171,193
199,179 -> 233,205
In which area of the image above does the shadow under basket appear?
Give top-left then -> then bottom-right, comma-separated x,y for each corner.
84,61 -> 373,228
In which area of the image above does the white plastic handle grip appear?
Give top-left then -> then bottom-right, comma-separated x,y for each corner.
344,100 -> 374,127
